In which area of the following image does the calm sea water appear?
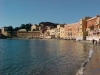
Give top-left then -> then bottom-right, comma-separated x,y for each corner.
0,39 -> 89,75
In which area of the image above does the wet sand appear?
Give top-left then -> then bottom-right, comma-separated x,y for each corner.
84,44 -> 100,75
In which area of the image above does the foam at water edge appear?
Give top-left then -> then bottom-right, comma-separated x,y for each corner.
76,48 -> 93,75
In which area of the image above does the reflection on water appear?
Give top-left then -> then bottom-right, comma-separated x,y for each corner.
0,39 -> 89,75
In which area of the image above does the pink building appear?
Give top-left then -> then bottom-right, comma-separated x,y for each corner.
64,23 -> 79,39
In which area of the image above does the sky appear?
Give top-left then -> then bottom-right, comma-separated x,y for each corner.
0,0 -> 100,28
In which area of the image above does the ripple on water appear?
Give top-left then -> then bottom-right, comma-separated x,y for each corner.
0,40 -> 89,75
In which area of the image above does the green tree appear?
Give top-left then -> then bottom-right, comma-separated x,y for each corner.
14,27 -> 20,31
8,26 -> 14,37
39,22 -> 58,33
20,24 -> 26,29
25,23 -> 32,31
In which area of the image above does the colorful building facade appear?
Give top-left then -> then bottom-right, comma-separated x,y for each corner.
77,17 -> 91,40
65,23 -> 79,40
86,15 -> 100,40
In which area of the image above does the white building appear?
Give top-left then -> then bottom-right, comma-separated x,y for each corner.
31,25 -> 36,31
2,27 -> 10,37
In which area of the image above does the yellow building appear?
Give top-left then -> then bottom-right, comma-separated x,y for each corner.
77,17 -> 91,40
59,25 -> 65,39
1,27 -> 11,37
17,29 -> 40,38
56,25 -> 60,38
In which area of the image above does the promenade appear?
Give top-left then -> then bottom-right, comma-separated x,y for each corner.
84,43 -> 100,75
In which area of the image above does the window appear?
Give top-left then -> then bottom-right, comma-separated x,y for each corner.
68,32 -> 72,36
68,28 -> 72,31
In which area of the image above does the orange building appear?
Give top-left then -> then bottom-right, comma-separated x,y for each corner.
64,17 -> 91,40
86,15 -> 100,40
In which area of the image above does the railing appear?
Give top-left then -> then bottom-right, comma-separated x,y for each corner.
93,29 -> 100,33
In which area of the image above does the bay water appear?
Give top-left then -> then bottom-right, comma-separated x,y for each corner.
0,39 -> 89,75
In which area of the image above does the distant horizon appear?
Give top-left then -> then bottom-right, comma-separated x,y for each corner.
0,0 -> 100,28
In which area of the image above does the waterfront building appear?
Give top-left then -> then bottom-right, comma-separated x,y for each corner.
60,25 -> 65,39
17,29 -> 40,38
86,15 -> 100,40
45,26 -> 51,39
49,28 -> 57,39
71,23 -> 79,40
65,23 -> 79,40
31,25 -> 36,31
56,25 -> 60,38
64,17 -> 91,40
31,24 -> 41,31
42,28 -> 57,39
46,29 -> 51,39
17,29 -> 27,38
54,28 -> 59,38
77,17 -> 91,40
64,24 -> 68,39
39,26 -> 50,39
1,27 -> 11,37
42,29 -> 50,39
29,31 -> 40,38
40,32 -> 44,39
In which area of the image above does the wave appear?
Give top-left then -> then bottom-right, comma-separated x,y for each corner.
76,48 -> 93,75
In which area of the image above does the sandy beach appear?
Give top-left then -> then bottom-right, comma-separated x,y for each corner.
75,40 -> 100,75
77,40 -> 100,75
83,44 -> 100,75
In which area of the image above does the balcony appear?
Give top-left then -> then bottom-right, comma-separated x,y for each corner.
93,29 -> 100,33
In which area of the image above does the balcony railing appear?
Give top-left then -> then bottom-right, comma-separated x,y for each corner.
93,29 -> 100,33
